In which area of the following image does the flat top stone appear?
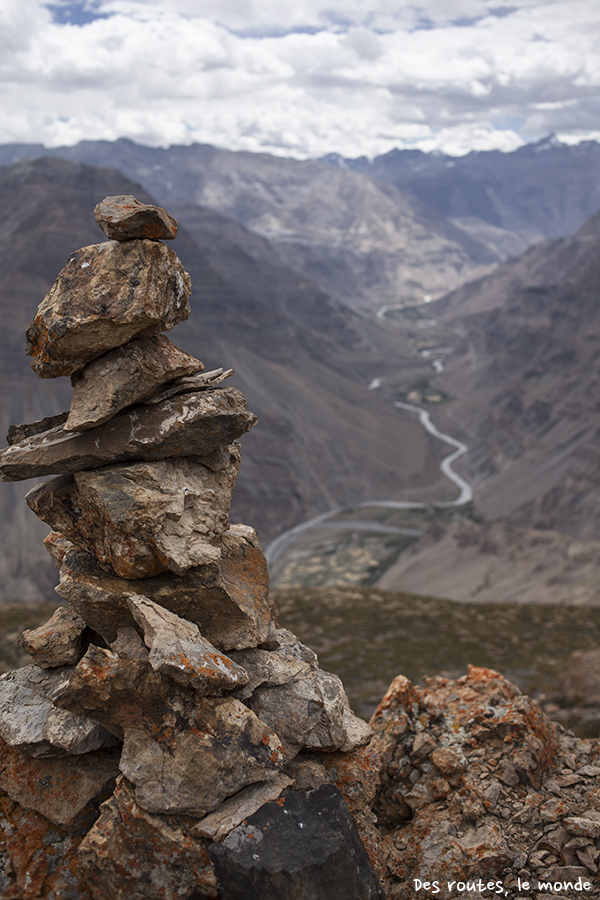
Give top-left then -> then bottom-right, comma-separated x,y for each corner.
94,195 -> 178,241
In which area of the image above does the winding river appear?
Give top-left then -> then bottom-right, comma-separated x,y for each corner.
265,397 -> 472,567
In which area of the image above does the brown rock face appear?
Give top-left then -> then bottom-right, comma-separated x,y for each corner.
127,595 -> 249,694
26,445 -> 241,578
55,524 -> 276,649
65,335 -> 204,432
94,195 -> 178,242
0,735 -> 119,832
25,239 -> 191,378
18,605 -> 87,668
77,777 -> 219,900
1,388 -> 257,481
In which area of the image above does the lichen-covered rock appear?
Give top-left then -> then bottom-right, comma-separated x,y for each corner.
0,791 -> 92,898
77,776 -> 219,900
18,605 -> 87,668
94,195 -> 178,242
0,666 -> 118,758
27,445 -> 241,578
65,335 -> 204,432
120,694 -> 285,817
56,524 -> 276,650
1,388 -> 257,481
53,643 -> 285,817
127,595 -> 249,694
0,736 -> 119,832
25,239 -> 191,378
367,666 -> 589,900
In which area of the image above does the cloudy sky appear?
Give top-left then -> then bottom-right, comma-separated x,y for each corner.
2,0 -> 599,159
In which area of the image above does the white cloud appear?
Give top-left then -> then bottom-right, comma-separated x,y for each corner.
0,0 -> 599,157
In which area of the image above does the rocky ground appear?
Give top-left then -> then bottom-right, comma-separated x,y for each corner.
371,666 -> 600,900
2,661 -> 600,899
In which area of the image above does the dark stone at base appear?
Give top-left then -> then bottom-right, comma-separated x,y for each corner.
209,783 -> 385,900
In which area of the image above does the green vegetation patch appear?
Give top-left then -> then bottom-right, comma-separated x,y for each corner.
273,586 -> 600,724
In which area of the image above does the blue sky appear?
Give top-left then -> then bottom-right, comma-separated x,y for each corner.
1,0 -> 599,158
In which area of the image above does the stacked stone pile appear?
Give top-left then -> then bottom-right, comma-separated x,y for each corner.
0,196 -> 383,900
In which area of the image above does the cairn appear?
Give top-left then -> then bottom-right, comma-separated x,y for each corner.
0,196 -> 385,900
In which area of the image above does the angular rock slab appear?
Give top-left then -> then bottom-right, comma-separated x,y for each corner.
192,774 -> 293,843
0,735 -> 119,833
25,239 -> 191,378
209,783 -> 386,900
78,777 -> 219,900
230,628 -> 317,701
53,643 -> 184,740
0,665 -> 117,758
56,524 -> 276,649
27,445 -> 241,578
65,334 -> 204,432
127,595 -> 249,694
18,605 -> 86,668
0,387 -> 257,481
94,194 -> 178,242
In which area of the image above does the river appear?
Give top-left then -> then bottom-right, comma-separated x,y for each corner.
265,396 -> 472,566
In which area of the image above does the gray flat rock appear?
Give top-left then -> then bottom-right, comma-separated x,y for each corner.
192,774 -> 293,842
0,387 -> 257,481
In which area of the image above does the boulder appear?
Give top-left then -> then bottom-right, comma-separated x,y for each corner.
0,734 -> 119,832
55,524 -> 276,650
77,777 -> 219,900
26,446 -> 241,578
25,239 -> 191,378
0,387 -> 257,481
209,783 -> 386,900
127,595 -> 249,694
94,195 -> 178,241
18,605 -> 87,668
0,665 -> 118,758
65,334 -> 204,431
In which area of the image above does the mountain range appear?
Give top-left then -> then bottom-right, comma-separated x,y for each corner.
3,136 -> 600,603
0,139 -> 525,311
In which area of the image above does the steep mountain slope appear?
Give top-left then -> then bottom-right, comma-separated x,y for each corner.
429,209 -> 600,539
0,156 -> 448,603
0,140 -> 499,310
330,136 -> 600,252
